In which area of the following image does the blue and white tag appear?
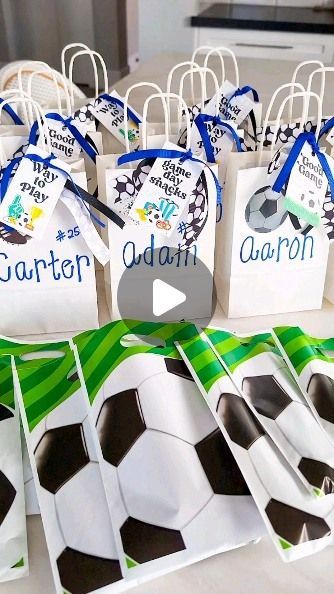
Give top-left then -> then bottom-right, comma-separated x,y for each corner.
0,145 -> 70,239
91,90 -> 141,148
284,143 -> 329,227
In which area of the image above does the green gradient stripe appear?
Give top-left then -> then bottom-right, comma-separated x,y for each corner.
75,321 -> 199,403
0,357 -> 15,409
274,326 -> 334,375
179,334 -> 226,392
0,337 -> 69,356
0,339 -> 70,413
14,347 -> 79,432
204,328 -> 277,371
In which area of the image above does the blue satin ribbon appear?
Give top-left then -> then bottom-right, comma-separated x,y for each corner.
193,113 -> 243,163
97,93 -> 142,126
229,85 -> 259,103
0,152 -> 105,227
319,116 -> 334,140
118,148 -> 222,205
0,98 -> 24,125
272,131 -> 334,203
29,113 -> 98,163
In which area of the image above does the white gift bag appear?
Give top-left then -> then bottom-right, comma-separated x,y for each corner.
99,92 -> 218,321
216,88 -> 330,318
254,62 -> 322,149
305,67 -> 334,305
0,97 -> 100,335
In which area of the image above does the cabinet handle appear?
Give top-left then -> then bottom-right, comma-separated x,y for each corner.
235,42 -> 293,50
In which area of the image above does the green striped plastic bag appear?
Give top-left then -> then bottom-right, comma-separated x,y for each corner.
204,326 -> 334,498
73,319 -> 263,583
273,326 -> 334,443
12,340 -> 124,594
176,329 -> 334,561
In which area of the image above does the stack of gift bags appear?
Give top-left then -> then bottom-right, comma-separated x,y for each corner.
0,45 -> 334,334
1,43 -> 334,593
3,320 -> 334,594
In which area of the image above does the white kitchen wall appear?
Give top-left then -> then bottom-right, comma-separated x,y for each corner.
206,0 -> 332,5
139,0 -> 333,62
127,0 -> 139,71
138,0 -> 199,62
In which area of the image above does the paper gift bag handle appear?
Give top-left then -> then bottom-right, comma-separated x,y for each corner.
306,66 -> 334,115
203,46 -> 239,88
142,92 -> 191,150
166,61 -> 207,110
68,49 -> 108,105
17,60 -> 55,123
269,91 -> 322,163
61,43 -> 91,80
123,82 -> 163,153
258,83 -> 307,165
26,68 -> 72,120
179,66 -> 220,118
288,60 -> 324,120
0,89 -> 45,127
191,46 -> 225,95
0,97 -> 51,162
0,88 -> 33,125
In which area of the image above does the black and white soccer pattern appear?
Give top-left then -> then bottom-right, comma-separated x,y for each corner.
110,158 -> 208,248
31,380 -> 122,594
177,349 -> 334,562
91,353 -> 257,569
227,347 -> 334,497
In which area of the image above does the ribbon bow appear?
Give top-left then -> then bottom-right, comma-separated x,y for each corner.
118,147 -> 222,205
193,113 -> 243,163
29,113 -> 98,163
272,131 -> 334,203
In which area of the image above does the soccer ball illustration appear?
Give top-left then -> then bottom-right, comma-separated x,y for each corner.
241,361 -> 334,496
245,185 -> 288,233
307,373 -> 334,426
322,192 -> 334,240
179,173 -> 208,250
112,174 -> 137,218
0,404 -> 16,527
262,122 -> 301,148
73,104 -> 95,125
112,157 -> 208,248
214,386 -> 330,552
93,354 -> 250,566
0,401 -> 30,574
33,378 -> 122,594
132,159 -> 152,191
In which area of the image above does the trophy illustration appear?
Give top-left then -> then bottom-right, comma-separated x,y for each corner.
25,206 -> 43,231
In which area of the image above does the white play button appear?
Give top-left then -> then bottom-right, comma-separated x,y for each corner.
153,279 -> 186,317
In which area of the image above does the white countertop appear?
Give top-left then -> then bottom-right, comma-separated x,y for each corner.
3,52 -> 334,594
